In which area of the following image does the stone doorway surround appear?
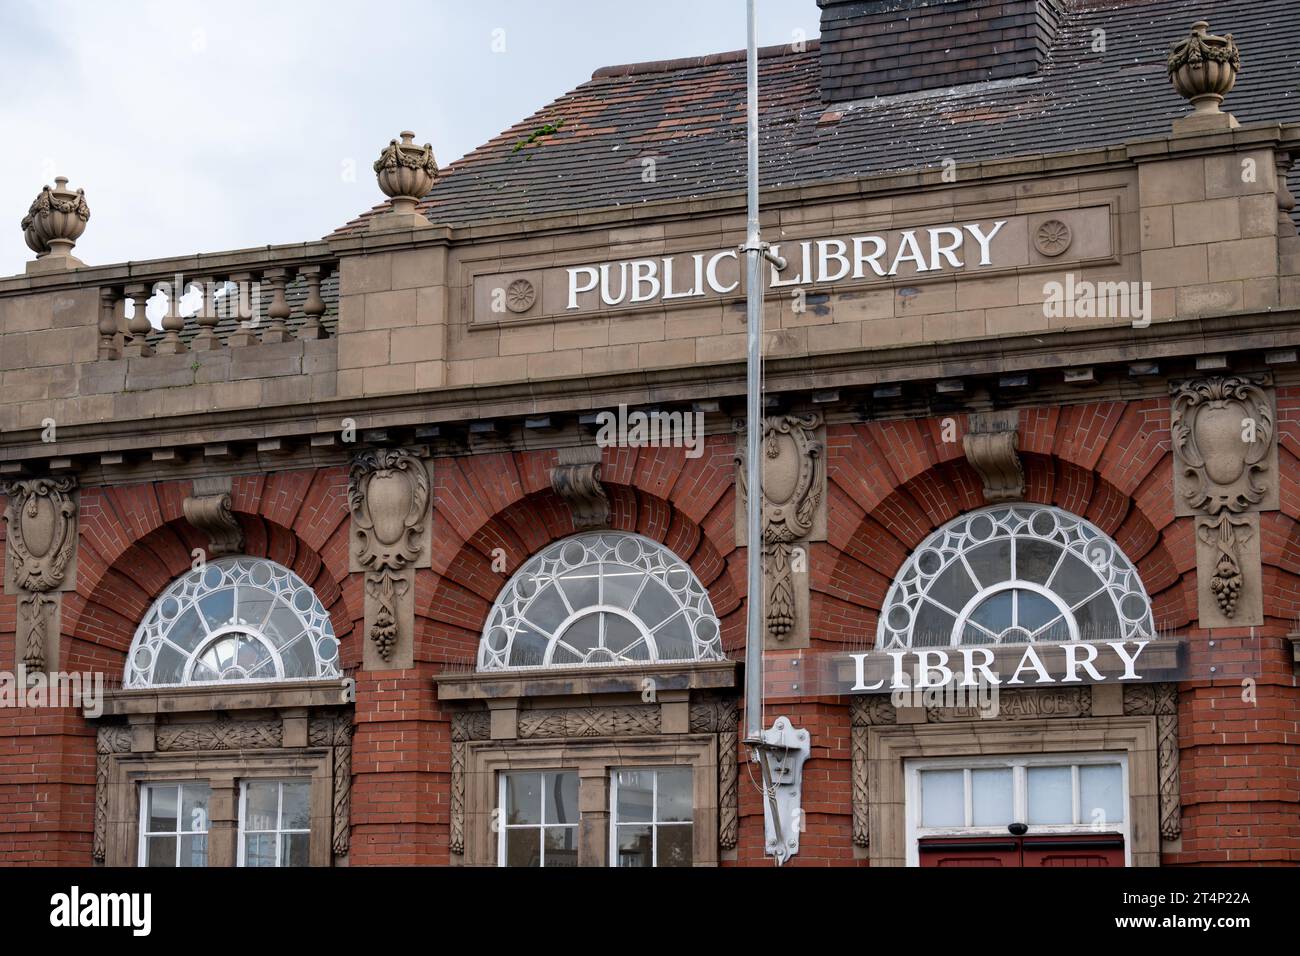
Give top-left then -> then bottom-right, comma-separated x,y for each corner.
87,678 -> 354,868
434,660 -> 738,867
851,683 -> 1179,867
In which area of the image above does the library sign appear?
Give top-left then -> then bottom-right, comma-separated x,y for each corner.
470,205 -> 1114,325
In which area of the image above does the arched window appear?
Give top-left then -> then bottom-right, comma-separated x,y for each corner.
878,505 -> 1155,649
124,557 -> 341,687
478,532 -> 724,670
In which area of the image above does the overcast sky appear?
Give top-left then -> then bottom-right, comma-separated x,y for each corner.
0,0 -> 817,276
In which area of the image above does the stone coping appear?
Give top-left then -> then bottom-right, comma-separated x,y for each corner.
4,308 -> 1300,469
432,659 -> 738,701
6,120 -> 1297,294
90,677 -> 352,718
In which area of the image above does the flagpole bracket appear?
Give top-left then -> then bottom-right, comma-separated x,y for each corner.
753,715 -> 810,865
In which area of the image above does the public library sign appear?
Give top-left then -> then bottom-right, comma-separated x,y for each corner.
470,203 -> 1116,326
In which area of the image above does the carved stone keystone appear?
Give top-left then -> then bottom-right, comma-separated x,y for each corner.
348,448 -> 431,668
551,445 -> 610,530
1171,375 -> 1277,626
736,413 -> 827,649
183,477 -> 244,559
963,410 -> 1024,502
2,476 -> 79,674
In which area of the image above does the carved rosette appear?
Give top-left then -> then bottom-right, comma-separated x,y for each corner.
349,448 -> 430,661
3,476 -> 78,673
736,413 -> 825,643
1124,684 -> 1181,840
1171,376 -> 1275,624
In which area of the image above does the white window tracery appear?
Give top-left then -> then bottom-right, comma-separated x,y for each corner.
878,505 -> 1155,649
477,532 -> 724,670
124,557 -> 341,687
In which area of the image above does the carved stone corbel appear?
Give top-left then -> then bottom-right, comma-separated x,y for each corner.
348,448 -> 431,668
736,413 -> 827,649
1171,375 -> 1277,626
551,445 -> 610,530
449,709 -> 491,856
690,698 -> 739,851
3,475 -> 78,674
963,410 -> 1024,502
1123,683 -> 1181,840
182,477 -> 244,559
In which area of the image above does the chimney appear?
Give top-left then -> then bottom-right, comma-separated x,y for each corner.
817,0 -> 1063,103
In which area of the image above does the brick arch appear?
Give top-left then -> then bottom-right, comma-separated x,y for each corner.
821,410 -> 1190,651
61,474 -> 357,680
416,439 -> 742,668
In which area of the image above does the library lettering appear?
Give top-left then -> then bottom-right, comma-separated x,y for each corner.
2,0 -> 1299,870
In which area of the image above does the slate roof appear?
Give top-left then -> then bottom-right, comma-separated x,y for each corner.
332,0 -> 1300,236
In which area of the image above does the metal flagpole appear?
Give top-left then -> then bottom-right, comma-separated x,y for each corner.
740,0 -> 807,867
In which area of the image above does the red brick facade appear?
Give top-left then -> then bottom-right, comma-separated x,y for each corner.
4,393 -> 1296,865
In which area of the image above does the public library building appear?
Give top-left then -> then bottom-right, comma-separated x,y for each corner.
1,0 -> 1298,868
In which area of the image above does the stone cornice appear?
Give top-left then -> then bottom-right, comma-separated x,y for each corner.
433,660 -> 738,701
91,677 -> 352,718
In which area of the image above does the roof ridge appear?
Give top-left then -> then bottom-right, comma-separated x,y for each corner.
591,40 -> 818,80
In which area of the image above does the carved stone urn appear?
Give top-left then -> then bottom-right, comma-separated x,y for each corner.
21,177 -> 90,260
373,131 -> 437,218
1167,21 -> 1241,115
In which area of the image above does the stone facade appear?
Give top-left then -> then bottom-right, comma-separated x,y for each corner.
1,5 -> 1298,868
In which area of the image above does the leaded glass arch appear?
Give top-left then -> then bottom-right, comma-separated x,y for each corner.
877,505 -> 1155,649
477,532 -> 724,670
124,557 -> 341,687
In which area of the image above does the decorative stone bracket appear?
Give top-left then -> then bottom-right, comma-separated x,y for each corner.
182,476 -> 244,559
348,447 -> 432,669
963,410 -> 1025,503
735,413 -> 827,649
2,476 -> 79,675
1171,375 -> 1277,627
551,445 -> 610,530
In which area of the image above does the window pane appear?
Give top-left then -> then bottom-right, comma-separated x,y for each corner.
615,825 -> 653,867
504,827 -> 541,867
505,773 -> 542,826
558,614 -> 599,656
147,786 -> 178,833
244,833 -> 276,867
542,827 -> 578,867
557,564 -> 600,610
1080,764 -> 1124,827
969,591 -> 1013,637
657,769 -> 693,823
920,769 -> 964,827
145,835 -> 176,867
967,540 -> 1011,588
179,834 -> 207,867
1017,539 -> 1062,585
615,770 -> 654,823
282,781 -> 311,830
544,773 -> 578,827
1027,766 -> 1073,824
657,825 -> 693,867
181,784 -> 209,833
971,768 -> 1013,827
601,565 -> 644,609
245,781 -> 278,831
926,564 -> 977,615
280,832 -> 310,868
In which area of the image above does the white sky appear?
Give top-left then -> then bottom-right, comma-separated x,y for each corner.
0,0 -> 818,276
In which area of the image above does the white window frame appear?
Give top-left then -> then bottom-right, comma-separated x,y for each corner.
137,781 -> 210,867
236,778 -> 312,868
608,766 -> 695,867
904,752 -> 1130,867
496,770 -> 580,867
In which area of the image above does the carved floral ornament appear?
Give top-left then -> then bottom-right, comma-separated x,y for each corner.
348,448 -> 429,660
3,476 -> 78,592
736,413 -> 825,640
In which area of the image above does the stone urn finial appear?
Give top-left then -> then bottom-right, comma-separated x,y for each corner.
373,131 -> 437,223
1168,20 -> 1241,116
20,176 -> 90,268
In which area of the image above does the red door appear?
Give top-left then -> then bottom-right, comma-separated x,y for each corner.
919,834 -> 1124,867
